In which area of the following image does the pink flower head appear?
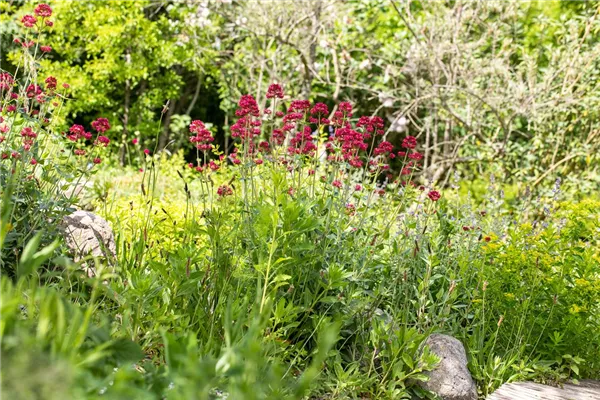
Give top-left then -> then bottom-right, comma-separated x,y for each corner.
45,76 -> 57,91
266,83 -> 284,99
374,140 -> 394,156
408,151 -> 423,161
68,124 -> 86,141
402,136 -> 417,149
92,118 -> 110,133
45,20 -> 53,27
93,157 -> 102,164
26,84 -> 42,98
21,15 -> 37,28
310,102 -> 329,117
30,158 -> 38,165
62,83 -> 70,89
427,190 -> 441,202
0,73 -> 14,91
20,127 -> 37,138
217,184 -> 233,197
34,4 -> 52,18
338,102 -> 352,114
354,184 -> 362,191
132,138 -> 138,144
95,135 -> 110,147
144,148 -> 150,155
357,116 -> 384,135
236,94 -> 259,117
332,180 -> 343,189
40,45 -> 52,53
288,100 -> 310,113
189,120 -> 214,151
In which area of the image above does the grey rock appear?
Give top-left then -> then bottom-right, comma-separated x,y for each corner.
60,211 -> 116,275
418,334 -> 477,400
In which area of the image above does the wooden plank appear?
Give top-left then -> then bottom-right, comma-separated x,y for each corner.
488,380 -> 600,400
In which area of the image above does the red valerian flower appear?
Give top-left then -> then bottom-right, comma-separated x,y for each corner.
20,127 -> 37,138
345,203 -> 356,216
6,105 -> 17,112
21,15 -> 37,28
258,141 -> 270,152
288,100 -> 311,113
132,138 -> 138,144
92,118 -> 111,133
93,157 -> 102,164
34,4 -> 53,18
357,116 -> 384,135
288,126 -> 317,155
40,45 -> 52,53
95,136 -> 110,146
144,149 -> 150,155
208,160 -> 220,171
408,151 -> 423,161
0,72 -> 14,91
374,140 -> 394,155
62,83 -> 70,89
45,76 -> 57,91
338,102 -> 352,114
484,236 -> 491,242
217,184 -> 233,197
427,190 -> 441,202
310,102 -> 329,116
26,84 -> 42,98
402,136 -> 417,149
45,20 -> 53,27
30,158 -> 38,165
189,119 -> 214,151
236,94 -> 260,117
332,180 -> 343,189
74,149 -> 86,156
354,184 -> 362,191
68,124 -> 86,141
266,83 -> 284,99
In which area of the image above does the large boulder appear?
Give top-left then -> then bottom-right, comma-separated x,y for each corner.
60,211 -> 116,275
418,334 -> 477,400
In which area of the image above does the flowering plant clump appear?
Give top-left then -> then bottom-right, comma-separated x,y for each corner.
1,3 -> 112,275
185,84 -> 440,208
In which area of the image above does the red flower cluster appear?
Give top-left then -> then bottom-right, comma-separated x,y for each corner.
402,136 -> 417,149
92,117 -> 111,133
0,73 -> 13,91
189,120 -> 214,151
217,184 -> 233,197
266,83 -> 284,99
357,116 -> 384,135
45,76 -> 57,91
67,124 -> 91,142
288,126 -> 317,156
95,136 -> 110,147
21,15 -> 37,28
34,4 -> 52,18
427,190 -> 441,202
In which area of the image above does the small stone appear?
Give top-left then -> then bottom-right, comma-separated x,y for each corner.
418,334 -> 477,400
60,211 -> 116,275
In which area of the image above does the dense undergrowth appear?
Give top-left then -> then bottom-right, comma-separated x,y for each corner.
1,3 -> 600,400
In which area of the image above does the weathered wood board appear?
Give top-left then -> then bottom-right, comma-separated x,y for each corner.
488,380 -> 600,400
